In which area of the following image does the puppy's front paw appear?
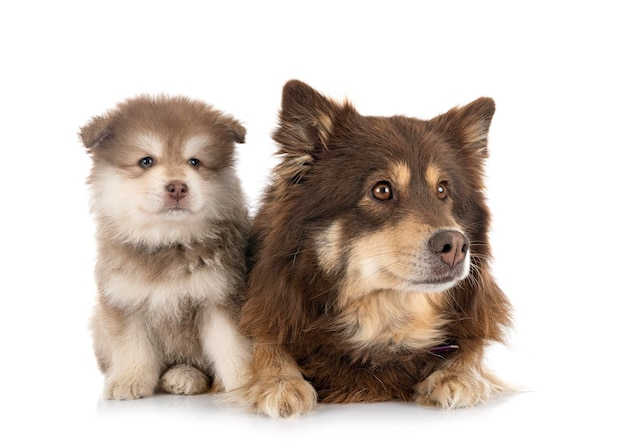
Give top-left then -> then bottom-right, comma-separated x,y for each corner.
245,376 -> 317,418
104,375 -> 156,400
160,364 -> 210,395
416,368 -> 508,409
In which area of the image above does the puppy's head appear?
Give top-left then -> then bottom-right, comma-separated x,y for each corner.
80,95 -> 246,247
266,80 -> 495,301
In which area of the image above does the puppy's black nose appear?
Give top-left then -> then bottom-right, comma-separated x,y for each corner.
165,181 -> 188,201
429,230 -> 469,268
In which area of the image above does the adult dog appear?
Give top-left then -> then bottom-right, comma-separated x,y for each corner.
240,80 -> 512,417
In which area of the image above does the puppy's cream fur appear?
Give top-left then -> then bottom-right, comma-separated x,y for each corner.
81,95 -> 251,399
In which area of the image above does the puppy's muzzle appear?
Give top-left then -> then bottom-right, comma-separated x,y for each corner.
165,181 -> 188,202
429,230 -> 469,269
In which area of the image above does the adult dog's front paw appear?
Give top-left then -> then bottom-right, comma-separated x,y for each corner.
245,375 -> 317,418
416,368 -> 508,409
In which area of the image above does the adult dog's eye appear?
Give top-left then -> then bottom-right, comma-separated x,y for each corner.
372,181 -> 393,201
437,181 -> 449,200
139,157 -> 154,168
188,158 -> 201,168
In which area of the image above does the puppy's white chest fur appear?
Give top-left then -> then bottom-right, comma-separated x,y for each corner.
98,241 -> 232,315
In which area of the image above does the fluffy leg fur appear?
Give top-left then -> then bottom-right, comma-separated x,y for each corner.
242,342 -> 317,418
95,310 -> 161,400
160,364 -> 210,395
200,307 -> 251,392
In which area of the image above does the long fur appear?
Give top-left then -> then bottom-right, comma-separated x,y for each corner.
81,95 -> 252,400
240,80 -> 512,417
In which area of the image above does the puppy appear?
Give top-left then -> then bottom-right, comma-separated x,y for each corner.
240,80 -> 512,417
80,95 -> 251,400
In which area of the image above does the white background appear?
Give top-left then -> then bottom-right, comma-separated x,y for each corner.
1,1 -> 624,442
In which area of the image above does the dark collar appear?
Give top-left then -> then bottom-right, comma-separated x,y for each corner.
428,341 -> 459,358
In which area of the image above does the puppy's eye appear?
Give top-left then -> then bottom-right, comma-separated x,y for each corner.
188,158 -> 201,168
372,181 -> 393,201
139,157 -> 154,168
437,181 -> 449,200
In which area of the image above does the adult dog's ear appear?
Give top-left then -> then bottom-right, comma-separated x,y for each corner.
272,80 -> 354,185
430,97 -> 496,157
277,79 -> 339,149
79,114 -> 114,150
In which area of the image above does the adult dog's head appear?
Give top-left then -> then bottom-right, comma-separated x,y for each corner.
244,80 -> 510,349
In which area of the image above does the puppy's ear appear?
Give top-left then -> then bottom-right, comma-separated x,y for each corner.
79,114 -> 113,150
275,80 -> 342,152
430,97 -> 495,157
216,114 -> 246,144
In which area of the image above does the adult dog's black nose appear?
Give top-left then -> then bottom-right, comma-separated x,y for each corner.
429,230 -> 469,268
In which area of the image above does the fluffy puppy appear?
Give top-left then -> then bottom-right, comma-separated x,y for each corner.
80,95 -> 251,400
240,80 -> 512,417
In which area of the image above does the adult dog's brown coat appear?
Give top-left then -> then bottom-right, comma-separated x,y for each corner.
240,80 -> 512,417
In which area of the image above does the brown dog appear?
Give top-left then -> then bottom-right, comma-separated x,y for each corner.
240,80 -> 512,417
80,95 -> 252,400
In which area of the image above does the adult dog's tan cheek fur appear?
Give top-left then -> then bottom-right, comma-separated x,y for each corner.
316,220 -> 449,351
337,218 -> 443,296
315,220 -> 345,274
